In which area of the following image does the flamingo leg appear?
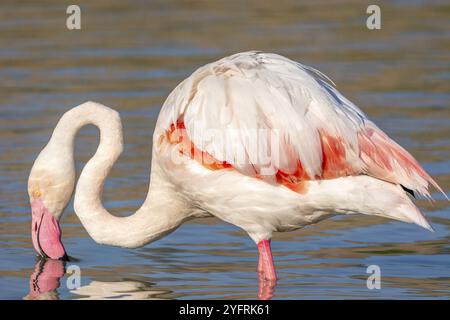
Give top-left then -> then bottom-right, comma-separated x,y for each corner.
257,239 -> 278,281
257,239 -> 277,300
257,252 -> 264,273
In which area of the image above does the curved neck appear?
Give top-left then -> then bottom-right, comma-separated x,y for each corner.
52,102 -> 188,248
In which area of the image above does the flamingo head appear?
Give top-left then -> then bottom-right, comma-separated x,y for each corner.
28,148 -> 75,260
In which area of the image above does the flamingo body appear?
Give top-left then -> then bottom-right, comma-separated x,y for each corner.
153,52 -> 439,239
28,51 -> 445,298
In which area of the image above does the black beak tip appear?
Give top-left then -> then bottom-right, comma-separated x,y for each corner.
60,252 -> 70,262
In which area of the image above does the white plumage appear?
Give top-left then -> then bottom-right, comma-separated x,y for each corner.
156,51 -> 442,197
28,52 -> 445,295
156,52 -> 362,177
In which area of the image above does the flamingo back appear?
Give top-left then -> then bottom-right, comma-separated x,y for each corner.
154,51 -> 444,199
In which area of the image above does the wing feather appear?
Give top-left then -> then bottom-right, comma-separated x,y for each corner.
155,51 -> 444,199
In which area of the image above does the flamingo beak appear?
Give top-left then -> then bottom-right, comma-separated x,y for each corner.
31,198 -> 68,260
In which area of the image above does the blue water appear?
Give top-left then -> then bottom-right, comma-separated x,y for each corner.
0,1 -> 448,299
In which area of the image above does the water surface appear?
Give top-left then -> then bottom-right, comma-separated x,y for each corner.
0,0 -> 449,299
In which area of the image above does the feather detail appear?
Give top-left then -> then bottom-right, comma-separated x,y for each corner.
154,51 -> 445,199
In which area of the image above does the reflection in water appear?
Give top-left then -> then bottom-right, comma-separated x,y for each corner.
24,258 -> 65,300
24,258 -> 172,300
71,281 -> 171,300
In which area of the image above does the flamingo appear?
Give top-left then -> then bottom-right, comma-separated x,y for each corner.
28,51 -> 445,298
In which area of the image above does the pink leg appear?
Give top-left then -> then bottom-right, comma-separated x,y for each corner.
258,272 -> 276,300
257,239 -> 277,281
257,253 -> 264,273
257,239 -> 277,300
